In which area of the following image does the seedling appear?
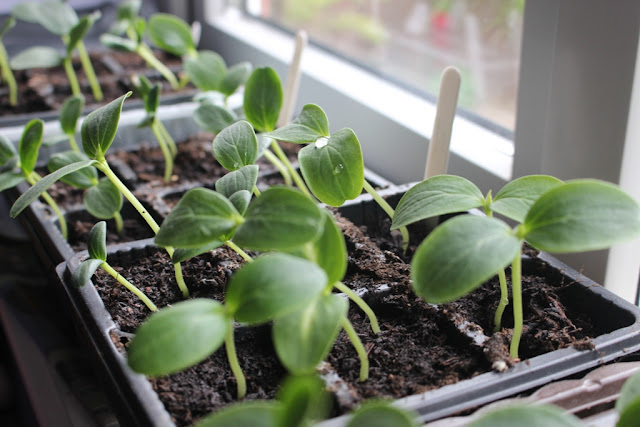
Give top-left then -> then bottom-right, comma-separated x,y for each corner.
42,94 -> 85,152
0,17 -> 18,106
131,74 -> 178,182
11,1 -> 103,100
391,174 -> 564,331
406,178 -> 640,358
73,221 -> 156,311
0,120 -> 68,239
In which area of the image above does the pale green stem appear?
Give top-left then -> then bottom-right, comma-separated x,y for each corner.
151,121 -> 174,183
113,211 -> 124,234
101,262 -> 157,311
76,41 -> 103,101
341,316 -> 369,381
158,120 -> 177,157
67,133 -> 80,153
225,241 -> 253,263
362,180 -> 410,252
493,269 -> 509,332
173,262 -> 189,298
136,44 -> 180,90
333,281 -> 380,334
0,43 -> 17,106
63,56 -> 81,96
252,185 -> 261,197
270,141 -> 311,196
509,249 -> 523,359
27,172 -> 67,240
262,148 -> 292,186
225,326 -> 247,399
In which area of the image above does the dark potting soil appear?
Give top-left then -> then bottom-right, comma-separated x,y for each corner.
88,212 -> 606,426
0,50 -> 189,116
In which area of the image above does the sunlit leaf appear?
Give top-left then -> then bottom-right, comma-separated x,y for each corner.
81,92 -> 131,160
491,175 -> 563,223
184,50 -> 226,92
243,67 -> 282,132
147,13 -> 195,57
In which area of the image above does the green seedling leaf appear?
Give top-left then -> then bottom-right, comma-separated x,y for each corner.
100,33 -> 137,52
522,180 -> 640,253
84,177 -> 123,219
10,159 -> 96,217
267,124 -> 324,144
243,67 -> 283,132
276,375 -> 330,427
299,128 -> 364,207
616,371 -> 640,427
346,402 -> 418,427
128,299 -> 231,376
116,0 -> 141,23
215,165 -> 259,198
256,134 -> 272,158
60,95 -> 85,136
147,13 -> 195,57
273,294 -> 347,374
267,104 -> 330,143
71,258 -> 103,288
18,119 -> 44,175
233,186 -> 325,251
82,92 -> 131,160
144,83 -> 160,114
228,190 -> 251,216
491,175 -> 564,223
468,404 -> 582,427
226,253 -> 327,324
37,1 -> 79,36
194,103 -> 237,134
219,62 -> 252,97
12,3 -> 41,23
48,151 -> 98,189
195,401 -> 278,427
171,241 -> 225,264
155,188 -> 243,248
392,175 -> 484,230
0,17 -> 16,39
212,120 -> 258,171
87,221 -> 107,261
10,46 -> 63,70
0,134 -> 17,166
412,215 -> 520,303
0,172 -> 25,192
67,11 -> 100,55
184,50 -> 226,91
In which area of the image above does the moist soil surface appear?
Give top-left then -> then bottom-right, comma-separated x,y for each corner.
0,50 -> 191,116
89,212 -> 605,426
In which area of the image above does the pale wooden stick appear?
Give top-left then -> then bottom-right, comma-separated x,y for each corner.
424,66 -> 461,179
277,30 -> 308,127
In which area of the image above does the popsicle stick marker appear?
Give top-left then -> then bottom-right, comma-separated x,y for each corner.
278,30 -> 308,127
424,66 -> 461,179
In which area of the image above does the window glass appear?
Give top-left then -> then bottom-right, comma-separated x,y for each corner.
244,0 -> 524,132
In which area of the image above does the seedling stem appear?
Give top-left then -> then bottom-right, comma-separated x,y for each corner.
63,57 -> 82,97
333,281 -> 380,334
262,149 -> 292,186
76,41 -> 103,101
341,316 -> 369,381
225,327 -> 247,399
0,42 -> 17,106
226,241 -> 253,263
270,140 -> 311,197
510,249 -> 523,359
101,262 -> 157,311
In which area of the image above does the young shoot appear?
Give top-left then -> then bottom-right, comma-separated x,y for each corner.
266,103 -> 411,251
407,179 -> 640,359
0,120 -> 68,239
73,221 -> 157,311
42,94 -> 85,152
11,1 -> 103,100
0,17 -> 18,106
391,174 -> 564,331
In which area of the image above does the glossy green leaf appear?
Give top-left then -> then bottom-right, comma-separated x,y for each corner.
10,46 -> 63,70
67,11 -> 100,55
71,258 -> 103,288
184,50 -> 226,92
219,62 -> 252,97
12,3 -> 41,23
155,188 -> 243,248
87,221 -> 107,261
346,402 -> 418,427
266,124 -> 323,144
275,375 -> 330,427
10,159 -> 96,217
194,103 -> 237,134
99,33 -> 137,52
0,134 -> 17,166
233,186 -> 324,251
128,299 -> 231,376
616,371 -> 640,426
299,128 -> 364,207
147,13 -> 195,57
18,119 -> 44,175
195,401 -> 277,427
171,241 -> 225,264
60,94 -> 85,136
273,294 -> 347,374
392,175 -> 484,230
522,180 -> 640,253
215,165 -> 259,198
468,404 -> 582,427
212,121 -> 258,171
0,17 -> 16,39
294,104 -> 330,136
412,215 -> 520,303
617,401 -> 640,427
491,175 -> 564,223
84,177 -> 123,219
266,104 -> 331,143
228,190 -> 251,216
81,92 -> 131,160
116,0 -> 141,23
144,83 -> 160,114
226,253 -> 327,324
47,151 -> 97,189
243,67 -> 283,132
38,1 -> 78,35
0,172 -> 25,192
